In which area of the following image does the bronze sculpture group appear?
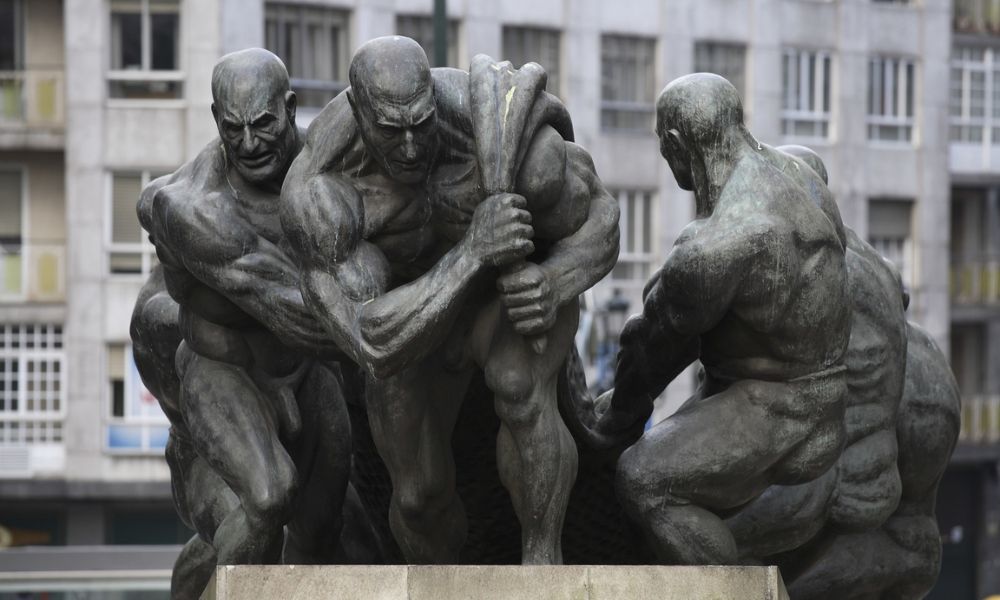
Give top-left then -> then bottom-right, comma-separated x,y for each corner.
130,38 -> 960,600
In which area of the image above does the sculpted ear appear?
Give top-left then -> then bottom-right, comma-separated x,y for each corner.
346,88 -> 364,123
285,90 -> 297,122
211,102 -> 219,125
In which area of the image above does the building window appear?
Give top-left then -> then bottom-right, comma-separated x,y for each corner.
502,26 -> 561,97
868,198 -> 914,288
954,0 -> 1000,34
610,189 -> 656,284
694,41 -> 747,103
0,324 -> 65,446
949,45 -> 1000,144
950,187 -> 1000,304
867,56 -> 916,143
601,35 -> 656,132
0,168 -> 23,298
108,171 -> 160,276
105,344 -> 169,454
781,48 -> 832,140
396,14 -> 460,68
108,0 -> 182,100
265,3 -> 349,110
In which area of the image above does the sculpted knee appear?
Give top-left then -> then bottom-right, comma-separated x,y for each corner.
245,462 -> 298,527
487,362 -> 542,427
395,477 -> 453,527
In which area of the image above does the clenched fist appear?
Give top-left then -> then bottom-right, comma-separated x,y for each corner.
464,193 -> 535,267
497,262 -> 556,337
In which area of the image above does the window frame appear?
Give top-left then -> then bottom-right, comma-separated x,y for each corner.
106,0 -> 184,104
600,34 -> 657,134
105,169 -> 161,279
867,55 -> 918,145
502,25 -> 562,97
609,188 -> 657,288
0,324 -> 66,446
781,47 -> 834,142
104,342 -> 170,456
265,2 -> 350,110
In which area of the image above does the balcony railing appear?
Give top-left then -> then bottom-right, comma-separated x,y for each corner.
0,69 -> 64,129
960,394 -> 1000,444
0,243 -> 66,302
951,259 -> 1000,305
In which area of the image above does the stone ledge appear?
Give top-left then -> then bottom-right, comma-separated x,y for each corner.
201,565 -> 790,599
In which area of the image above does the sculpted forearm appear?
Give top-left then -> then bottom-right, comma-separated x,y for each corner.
357,245 -> 482,376
611,279 -> 699,416
303,241 -> 483,379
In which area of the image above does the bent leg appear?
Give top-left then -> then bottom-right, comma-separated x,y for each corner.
171,535 -> 217,600
283,362 -> 353,564
483,300 -> 579,565
366,359 -> 472,563
180,354 -> 297,564
616,381 -> 818,565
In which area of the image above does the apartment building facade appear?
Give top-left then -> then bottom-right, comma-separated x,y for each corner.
0,0 -> 994,597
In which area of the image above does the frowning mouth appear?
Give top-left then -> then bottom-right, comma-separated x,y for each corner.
392,158 -> 423,171
239,151 -> 274,169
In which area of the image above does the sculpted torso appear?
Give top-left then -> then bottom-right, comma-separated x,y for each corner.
139,143 -> 302,376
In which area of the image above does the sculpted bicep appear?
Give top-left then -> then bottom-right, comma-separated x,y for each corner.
281,171 -> 365,272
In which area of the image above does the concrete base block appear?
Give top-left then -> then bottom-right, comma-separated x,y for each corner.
201,564 -> 790,599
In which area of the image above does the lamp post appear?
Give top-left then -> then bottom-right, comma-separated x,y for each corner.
595,288 -> 630,393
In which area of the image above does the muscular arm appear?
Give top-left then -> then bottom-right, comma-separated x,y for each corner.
516,132 -> 620,308
150,183 -> 337,355
607,275 -> 700,424
282,164 -> 530,379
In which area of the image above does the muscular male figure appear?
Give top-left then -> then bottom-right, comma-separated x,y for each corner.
590,74 -> 851,565
280,36 -> 619,564
138,48 -> 352,569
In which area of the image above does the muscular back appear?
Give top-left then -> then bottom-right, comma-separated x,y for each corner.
664,154 -> 850,381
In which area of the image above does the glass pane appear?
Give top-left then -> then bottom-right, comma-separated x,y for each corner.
112,173 -> 142,244
0,0 -> 20,71
110,252 -> 143,274
0,169 -> 22,242
151,12 -> 179,70
110,8 -> 142,70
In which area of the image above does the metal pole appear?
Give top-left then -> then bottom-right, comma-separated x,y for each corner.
433,0 -> 447,67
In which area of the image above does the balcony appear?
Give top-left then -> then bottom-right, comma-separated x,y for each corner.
0,243 -> 66,303
951,259 -> 1000,305
0,69 -> 65,149
960,394 -> 1000,444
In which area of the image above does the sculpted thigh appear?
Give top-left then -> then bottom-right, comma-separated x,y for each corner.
618,383 -> 799,511
179,354 -> 294,503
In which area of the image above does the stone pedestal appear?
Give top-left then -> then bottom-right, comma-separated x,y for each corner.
201,565 -> 790,599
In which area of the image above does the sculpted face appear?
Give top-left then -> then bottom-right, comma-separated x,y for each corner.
348,36 -> 439,185
354,77 -> 438,185
657,119 -> 694,192
212,60 -> 298,187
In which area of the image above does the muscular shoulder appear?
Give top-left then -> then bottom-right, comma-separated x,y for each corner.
300,94 -> 363,175
151,149 -> 256,265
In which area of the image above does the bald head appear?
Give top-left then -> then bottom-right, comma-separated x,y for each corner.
349,36 -> 432,107
210,48 -> 298,188
347,36 -> 439,184
656,73 -> 745,151
212,48 -> 290,106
